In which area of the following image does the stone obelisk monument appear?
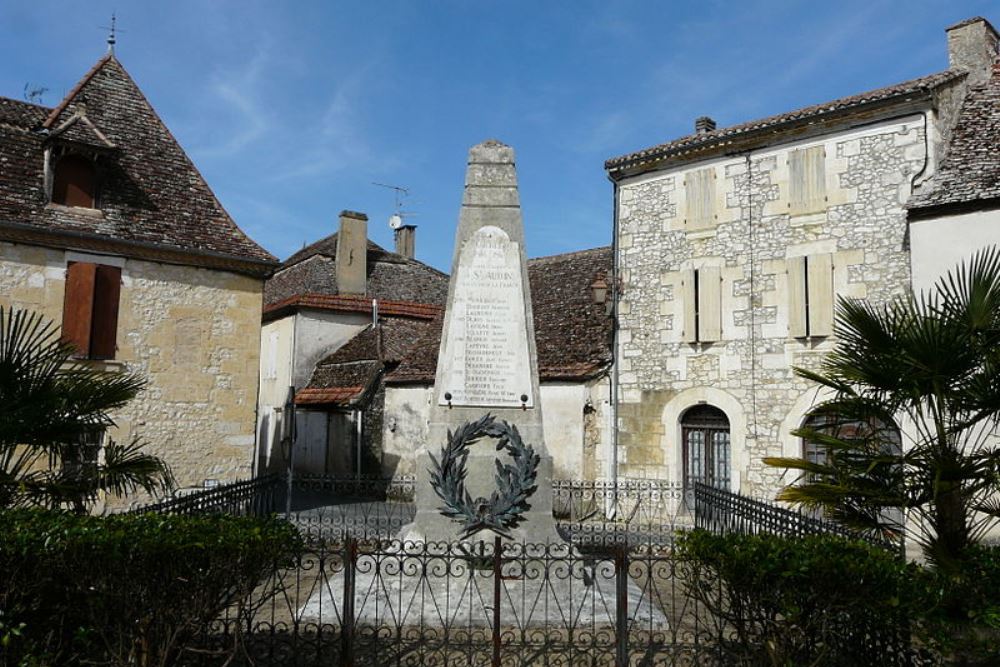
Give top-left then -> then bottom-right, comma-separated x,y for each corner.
406,140 -> 557,544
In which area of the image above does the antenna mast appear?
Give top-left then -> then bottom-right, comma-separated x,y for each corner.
372,182 -> 415,230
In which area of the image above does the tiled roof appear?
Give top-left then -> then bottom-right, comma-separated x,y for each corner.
0,98 -> 48,127
298,317 -> 436,406
0,55 -> 276,273
264,233 -> 449,307
263,293 -> 442,322
908,62 -> 1000,212
605,69 -> 965,176
387,246 -> 614,385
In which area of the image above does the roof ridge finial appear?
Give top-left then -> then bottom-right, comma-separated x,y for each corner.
105,12 -> 117,55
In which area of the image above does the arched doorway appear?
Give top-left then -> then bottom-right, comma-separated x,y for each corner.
681,404 -> 731,500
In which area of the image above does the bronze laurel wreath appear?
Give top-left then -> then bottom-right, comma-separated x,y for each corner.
427,414 -> 540,539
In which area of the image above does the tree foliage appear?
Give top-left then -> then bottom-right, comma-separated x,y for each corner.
0,306 -> 173,511
765,247 -> 1000,570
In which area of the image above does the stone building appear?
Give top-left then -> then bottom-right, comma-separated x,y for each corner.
256,208 -> 614,481
603,17 -> 998,500
255,212 -> 449,478
0,53 -> 277,495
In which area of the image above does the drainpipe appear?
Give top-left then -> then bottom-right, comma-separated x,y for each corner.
607,172 -> 622,517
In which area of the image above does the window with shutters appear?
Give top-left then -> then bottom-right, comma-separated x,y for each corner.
682,267 -> 722,343
788,254 -> 833,339
788,146 -> 826,215
685,168 -> 716,230
51,154 -> 99,208
62,262 -> 122,360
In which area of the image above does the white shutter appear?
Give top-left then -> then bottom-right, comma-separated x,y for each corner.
807,253 -> 834,337
789,146 -> 826,215
681,269 -> 697,343
686,168 -> 716,230
788,256 -> 808,338
698,266 -> 722,342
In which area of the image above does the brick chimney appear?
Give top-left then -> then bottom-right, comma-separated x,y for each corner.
695,116 -> 717,135
335,210 -> 368,295
394,224 -> 416,259
947,17 -> 1000,84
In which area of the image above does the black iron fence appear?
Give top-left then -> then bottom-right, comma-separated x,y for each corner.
186,536 -> 729,666
693,482 -> 901,552
131,473 -> 282,516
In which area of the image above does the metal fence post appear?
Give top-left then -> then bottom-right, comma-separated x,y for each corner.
341,537 -> 357,667
492,535 -> 502,667
615,545 -> 628,667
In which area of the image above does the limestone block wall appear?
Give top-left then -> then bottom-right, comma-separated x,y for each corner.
615,115 -> 926,497
0,242 -> 265,496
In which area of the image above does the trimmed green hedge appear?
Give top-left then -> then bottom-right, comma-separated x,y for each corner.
678,530 -> 1000,666
678,530 -> 918,666
0,510 -> 299,667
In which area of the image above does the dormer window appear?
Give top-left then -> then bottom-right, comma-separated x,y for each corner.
51,154 -> 98,208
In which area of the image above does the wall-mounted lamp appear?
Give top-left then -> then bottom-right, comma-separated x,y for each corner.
590,274 -> 609,305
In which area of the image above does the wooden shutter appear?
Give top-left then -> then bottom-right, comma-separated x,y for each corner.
681,269 -> 697,343
62,262 -> 97,357
789,146 -> 826,215
788,256 -> 808,338
807,253 -> 834,337
698,266 -> 722,343
686,168 -> 716,230
90,265 -> 121,359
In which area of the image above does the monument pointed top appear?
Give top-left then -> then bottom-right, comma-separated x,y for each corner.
469,139 -> 514,165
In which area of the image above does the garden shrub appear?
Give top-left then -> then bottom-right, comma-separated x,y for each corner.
913,543 -> 1000,665
0,509 -> 300,667
677,530 -> 917,666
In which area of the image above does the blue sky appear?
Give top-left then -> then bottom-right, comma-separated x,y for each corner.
1,1 -> 995,271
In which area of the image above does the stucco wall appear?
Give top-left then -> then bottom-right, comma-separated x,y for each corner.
382,378 -> 611,480
0,241 -> 264,496
615,115 -> 926,497
909,209 -> 1000,293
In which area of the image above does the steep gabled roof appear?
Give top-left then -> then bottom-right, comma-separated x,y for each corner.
0,55 -> 276,274
605,69 -> 965,177
908,62 -> 1000,214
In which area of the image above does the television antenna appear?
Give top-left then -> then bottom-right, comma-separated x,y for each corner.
372,182 -> 416,230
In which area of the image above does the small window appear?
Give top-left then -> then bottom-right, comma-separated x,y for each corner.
789,146 -> 826,215
62,262 -> 121,360
788,254 -> 833,338
682,267 -> 722,343
685,168 -> 716,230
52,154 -> 99,208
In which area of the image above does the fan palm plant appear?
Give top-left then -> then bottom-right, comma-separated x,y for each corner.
765,247 -> 1000,571
0,306 -> 173,512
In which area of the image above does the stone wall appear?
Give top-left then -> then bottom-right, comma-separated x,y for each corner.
0,242 -> 264,498
615,116 -> 927,497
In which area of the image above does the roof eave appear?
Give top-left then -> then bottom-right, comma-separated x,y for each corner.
606,90 -> 939,180
907,195 -> 1000,221
0,220 -> 278,278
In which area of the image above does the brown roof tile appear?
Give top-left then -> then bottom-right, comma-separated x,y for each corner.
263,293 -> 442,322
0,55 -> 276,273
605,70 -> 964,175
264,233 -> 448,307
908,62 -> 1000,212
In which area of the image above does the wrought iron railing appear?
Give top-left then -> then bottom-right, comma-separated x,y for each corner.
693,482 -> 900,552
552,478 -> 687,544
131,474 -> 281,516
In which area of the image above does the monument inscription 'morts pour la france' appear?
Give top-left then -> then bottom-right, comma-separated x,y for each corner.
439,225 -> 533,408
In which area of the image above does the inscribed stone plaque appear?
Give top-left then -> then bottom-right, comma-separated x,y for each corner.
438,225 -> 533,408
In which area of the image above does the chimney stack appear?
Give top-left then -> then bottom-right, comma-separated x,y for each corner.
394,224 -> 416,259
947,17 -> 1000,84
695,116 -> 717,135
335,210 -> 368,295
